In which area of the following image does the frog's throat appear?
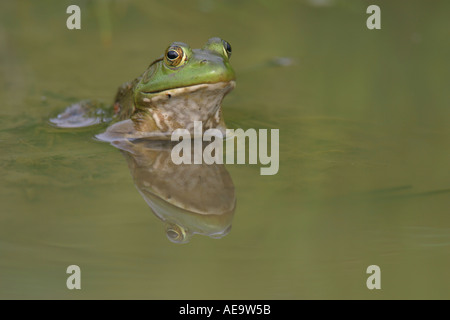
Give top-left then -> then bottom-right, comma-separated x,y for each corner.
133,80 -> 235,133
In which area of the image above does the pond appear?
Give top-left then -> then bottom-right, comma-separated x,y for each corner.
0,0 -> 449,299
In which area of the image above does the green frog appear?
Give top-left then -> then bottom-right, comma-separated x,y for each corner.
51,37 -> 235,140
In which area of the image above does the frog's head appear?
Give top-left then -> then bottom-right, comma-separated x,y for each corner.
133,38 -> 236,133
136,37 -> 235,94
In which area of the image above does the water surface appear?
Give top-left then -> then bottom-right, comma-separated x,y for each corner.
0,0 -> 449,299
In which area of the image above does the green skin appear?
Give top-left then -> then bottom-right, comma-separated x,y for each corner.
112,37 -> 235,133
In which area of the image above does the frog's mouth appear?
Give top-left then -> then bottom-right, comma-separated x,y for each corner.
139,80 -> 235,98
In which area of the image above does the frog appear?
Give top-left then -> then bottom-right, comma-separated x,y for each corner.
113,138 -> 236,243
50,37 -> 235,141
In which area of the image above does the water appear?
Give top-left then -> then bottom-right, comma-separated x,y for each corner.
1,0 -> 449,299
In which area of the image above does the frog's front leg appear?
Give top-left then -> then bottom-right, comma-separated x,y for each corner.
113,79 -> 137,121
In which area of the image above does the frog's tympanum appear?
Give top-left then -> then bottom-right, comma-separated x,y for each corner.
112,139 -> 236,243
51,37 -> 235,141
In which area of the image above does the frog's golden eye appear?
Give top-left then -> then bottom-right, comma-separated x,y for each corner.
164,46 -> 186,68
222,40 -> 232,58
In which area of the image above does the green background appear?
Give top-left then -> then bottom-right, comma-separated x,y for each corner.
0,0 -> 449,299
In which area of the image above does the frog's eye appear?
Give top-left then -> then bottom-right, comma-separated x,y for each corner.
164,46 -> 186,68
222,40 -> 232,58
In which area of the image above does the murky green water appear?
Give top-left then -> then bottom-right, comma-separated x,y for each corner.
1,0 -> 449,299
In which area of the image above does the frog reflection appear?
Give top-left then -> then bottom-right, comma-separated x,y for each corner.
110,139 -> 236,244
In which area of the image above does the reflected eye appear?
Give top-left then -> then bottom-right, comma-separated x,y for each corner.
164,46 -> 186,68
166,224 -> 189,244
222,40 -> 232,58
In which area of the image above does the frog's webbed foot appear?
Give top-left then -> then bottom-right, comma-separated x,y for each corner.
49,100 -> 113,128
